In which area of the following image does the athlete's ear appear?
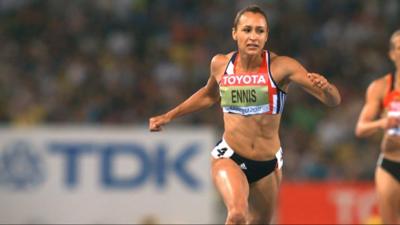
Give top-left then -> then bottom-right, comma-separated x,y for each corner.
232,27 -> 237,41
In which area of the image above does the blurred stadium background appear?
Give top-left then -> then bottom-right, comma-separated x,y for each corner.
0,0 -> 399,224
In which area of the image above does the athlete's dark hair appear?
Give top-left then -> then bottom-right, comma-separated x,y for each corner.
233,5 -> 269,31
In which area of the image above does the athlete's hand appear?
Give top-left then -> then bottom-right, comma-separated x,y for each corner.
307,73 -> 330,91
149,114 -> 171,132
383,116 -> 400,129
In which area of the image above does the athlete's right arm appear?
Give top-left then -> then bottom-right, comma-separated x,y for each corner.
149,55 -> 225,132
355,80 -> 388,137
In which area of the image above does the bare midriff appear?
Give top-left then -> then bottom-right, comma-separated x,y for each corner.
222,112 -> 281,161
381,134 -> 400,160
380,107 -> 400,160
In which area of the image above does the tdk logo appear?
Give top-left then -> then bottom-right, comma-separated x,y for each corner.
0,140 -> 204,191
0,141 -> 45,190
49,142 -> 203,190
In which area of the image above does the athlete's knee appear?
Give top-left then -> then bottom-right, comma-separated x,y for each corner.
226,208 -> 247,225
226,211 -> 246,225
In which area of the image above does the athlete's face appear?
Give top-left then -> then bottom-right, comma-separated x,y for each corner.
390,35 -> 400,68
232,12 -> 268,55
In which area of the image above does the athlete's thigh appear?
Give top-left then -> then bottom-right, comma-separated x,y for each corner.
375,167 -> 400,221
248,169 -> 282,223
211,158 -> 249,209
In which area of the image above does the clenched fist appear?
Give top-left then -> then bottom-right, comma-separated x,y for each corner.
307,73 -> 330,91
149,114 -> 171,132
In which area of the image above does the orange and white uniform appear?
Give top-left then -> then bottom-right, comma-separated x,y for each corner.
383,72 -> 400,135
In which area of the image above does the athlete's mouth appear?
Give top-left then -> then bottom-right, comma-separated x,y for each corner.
246,43 -> 259,48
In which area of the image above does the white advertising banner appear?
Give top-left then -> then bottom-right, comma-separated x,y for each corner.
0,126 -> 217,224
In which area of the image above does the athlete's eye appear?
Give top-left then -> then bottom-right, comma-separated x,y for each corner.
256,28 -> 265,34
242,27 -> 251,33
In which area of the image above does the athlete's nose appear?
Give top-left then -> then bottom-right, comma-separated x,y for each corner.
249,31 -> 257,40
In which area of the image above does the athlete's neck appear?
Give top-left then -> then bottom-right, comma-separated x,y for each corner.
237,51 -> 263,73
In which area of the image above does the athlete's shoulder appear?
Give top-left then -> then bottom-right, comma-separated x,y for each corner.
370,73 -> 391,88
269,52 -> 297,65
367,73 -> 391,97
269,53 -> 302,75
210,52 -> 234,70
211,52 -> 235,64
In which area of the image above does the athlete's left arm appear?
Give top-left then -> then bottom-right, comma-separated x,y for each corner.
284,57 -> 341,107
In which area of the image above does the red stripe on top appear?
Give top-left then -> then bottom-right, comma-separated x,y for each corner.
265,52 -> 277,114
259,51 -> 268,73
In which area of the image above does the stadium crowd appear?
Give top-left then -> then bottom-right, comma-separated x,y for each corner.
1,0 -> 399,180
